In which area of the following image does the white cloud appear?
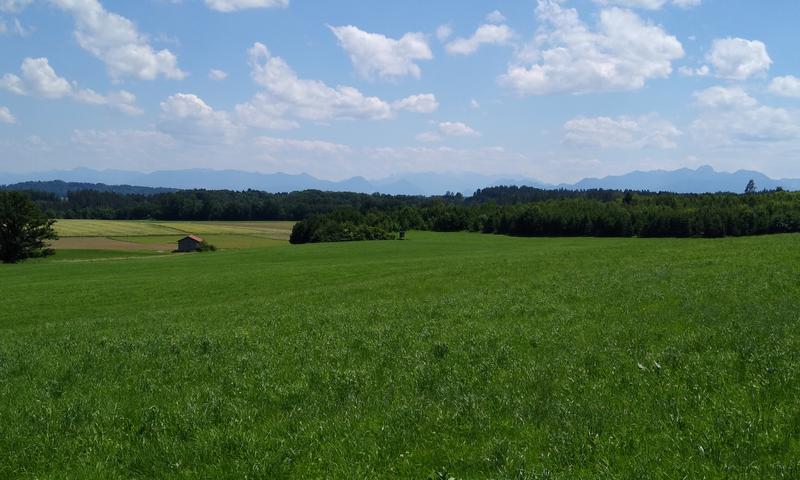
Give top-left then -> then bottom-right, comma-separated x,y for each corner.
0,57 -> 72,98
564,114 -> 681,149
237,42 -> 435,127
204,0 -> 288,12
72,88 -> 142,115
392,93 -> 439,113
438,121 -> 480,137
159,93 -> 243,143
486,10 -> 506,24
705,38 -> 771,80
470,99 -> 480,109
436,24 -> 452,41
0,57 -> 142,114
234,94 -> 297,130
446,24 -> 514,56
416,121 -> 481,142
209,69 -> 228,81
593,0 -> 700,9
0,0 -> 32,13
0,106 -> 15,124
50,0 -> 185,81
678,64 -> 709,77
246,42 -> 392,121
500,1 -> 684,95
768,76 -> 800,99
694,86 -> 757,109
691,86 -> 800,145
330,25 -> 432,80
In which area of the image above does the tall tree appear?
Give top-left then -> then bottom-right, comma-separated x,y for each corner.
745,179 -> 757,194
0,192 -> 58,264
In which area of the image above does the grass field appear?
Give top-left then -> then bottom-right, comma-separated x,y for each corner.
50,220 -> 294,253
2,232 -> 800,478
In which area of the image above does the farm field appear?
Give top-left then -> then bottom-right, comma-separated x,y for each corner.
2,232 -> 800,478
50,219 -> 295,254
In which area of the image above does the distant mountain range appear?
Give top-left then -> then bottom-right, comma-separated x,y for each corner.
1,166 -> 798,196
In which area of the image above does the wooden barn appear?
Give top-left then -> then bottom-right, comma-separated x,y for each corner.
177,235 -> 204,253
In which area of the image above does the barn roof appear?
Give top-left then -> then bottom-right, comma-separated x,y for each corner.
180,235 -> 204,243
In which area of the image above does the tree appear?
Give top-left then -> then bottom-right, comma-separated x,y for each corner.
0,192 -> 58,263
745,179 -> 756,194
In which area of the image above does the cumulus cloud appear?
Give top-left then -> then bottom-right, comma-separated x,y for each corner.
691,86 -> 800,145
50,0 -> 185,81
439,121 -> 480,137
0,106 -> 15,124
564,114 -> 681,149
705,38 -> 771,80
768,76 -> 800,99
204,0 -> 288,12
72,88 -> 142,115
593,0 -> 700,9
159,93 -> 243,143
0,57 -> 72,98
694,85 -> 757,109
330,25 -> 432,80
392,93 -> 439,113
486,10 -> 506,23
209,69 -> 228,81
418,121 -> 481,141
446,24 -> 514,55
0,57 -> 142,114
236,42 -> 436,128
500,1 -> 684,95
245,42 -> 392,121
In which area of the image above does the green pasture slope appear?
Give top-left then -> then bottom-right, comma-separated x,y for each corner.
2,232 -> 800,479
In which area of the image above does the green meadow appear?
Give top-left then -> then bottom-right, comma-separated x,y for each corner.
2,231 -> 800,478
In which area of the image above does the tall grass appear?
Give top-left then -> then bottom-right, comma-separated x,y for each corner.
1,232 -> 798,478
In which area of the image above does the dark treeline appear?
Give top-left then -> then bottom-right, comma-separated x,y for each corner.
10,184 -> 800,242
290,188 -> 800,243
1,180 -> 176,197
22,189 -> 437,221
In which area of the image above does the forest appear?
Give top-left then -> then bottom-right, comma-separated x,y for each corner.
10,184 -> 800,243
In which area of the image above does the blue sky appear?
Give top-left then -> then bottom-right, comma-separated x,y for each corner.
1,0 -> 799,182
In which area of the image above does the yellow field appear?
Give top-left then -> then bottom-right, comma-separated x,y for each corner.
52,220 -> 294,251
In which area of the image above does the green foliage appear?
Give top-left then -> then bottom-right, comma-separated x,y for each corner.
291,190 -> 800,244
197,241 -> 217,252
0,191 -> 58,263
291,211 -> 398,244
1,233 -> 799,477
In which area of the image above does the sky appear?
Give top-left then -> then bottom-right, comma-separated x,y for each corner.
1,0 -> 800,183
